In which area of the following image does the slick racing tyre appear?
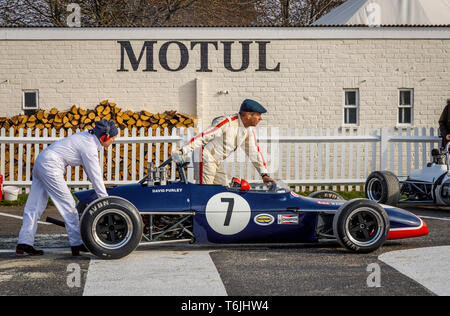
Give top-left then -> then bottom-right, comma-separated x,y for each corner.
333,199 -> 390,253
308,190 -> 344,200
365,171 -> 400,206
80,196 -> 143,260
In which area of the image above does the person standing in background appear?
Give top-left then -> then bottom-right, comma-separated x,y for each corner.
438,99 -> 450,148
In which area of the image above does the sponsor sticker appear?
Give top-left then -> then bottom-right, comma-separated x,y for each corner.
290,192 -> 300,199
316,200 -> 340,206
254,214 -> 275,226
278,214 -> 299,225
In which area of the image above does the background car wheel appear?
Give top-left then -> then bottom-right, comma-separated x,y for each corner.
80,196 -> 143,260
365,171 -> 400,206
308,190 -> 344,200
333,199 -> 389,253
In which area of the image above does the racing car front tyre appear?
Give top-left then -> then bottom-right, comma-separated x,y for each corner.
333,199 -> 390,253
365,171 -> 400,206
80,196 -> 143,260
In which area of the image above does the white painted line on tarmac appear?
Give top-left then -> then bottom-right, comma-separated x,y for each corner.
0,248 -> 70,254
0,212 -> 51,225
379,246 -> 450,296
83,250 -> 228,296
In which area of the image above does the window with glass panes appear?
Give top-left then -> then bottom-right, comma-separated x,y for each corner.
22,90 -> 39,110
398,89 -> 413,124
344,89 -> 359,125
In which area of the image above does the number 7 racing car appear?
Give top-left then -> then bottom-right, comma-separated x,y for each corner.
50,158 -> 429,259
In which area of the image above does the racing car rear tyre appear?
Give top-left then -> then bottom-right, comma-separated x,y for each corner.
333,199 -> 390,253
365,171 -> 400,206
80,196 -> 143,260
308,190 -> 344,200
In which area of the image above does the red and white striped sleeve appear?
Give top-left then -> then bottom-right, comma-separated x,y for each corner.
245,128 -> 268,175
181,116 -> 233,156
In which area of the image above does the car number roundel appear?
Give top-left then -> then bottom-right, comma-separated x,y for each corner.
205,192 -> 251,235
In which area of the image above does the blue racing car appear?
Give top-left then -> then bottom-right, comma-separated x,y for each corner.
64,158 -> 428,259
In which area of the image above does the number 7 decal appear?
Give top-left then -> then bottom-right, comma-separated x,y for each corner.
206,192 -> 251,235
221,198 -> 235,226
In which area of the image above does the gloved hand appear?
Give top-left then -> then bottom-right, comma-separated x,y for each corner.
261,173 -> 276,185
172,148 -> 184,163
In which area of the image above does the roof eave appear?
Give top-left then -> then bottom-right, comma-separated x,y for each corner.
1,26 -> 450,40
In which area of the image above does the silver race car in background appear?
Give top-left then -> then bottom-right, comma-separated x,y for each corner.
365,143 -> 450,206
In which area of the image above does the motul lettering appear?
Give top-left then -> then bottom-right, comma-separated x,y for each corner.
118,41 -> 280,73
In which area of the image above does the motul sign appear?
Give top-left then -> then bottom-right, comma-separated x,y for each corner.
117,41 -> 280,72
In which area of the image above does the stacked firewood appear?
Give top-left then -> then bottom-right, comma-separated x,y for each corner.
0,100 -> 197,182
0,100 -> 196,134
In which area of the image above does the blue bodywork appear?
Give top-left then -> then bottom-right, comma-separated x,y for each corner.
73,179 -> 425,244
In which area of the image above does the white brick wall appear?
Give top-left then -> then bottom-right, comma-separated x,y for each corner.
0,36 -> 449,130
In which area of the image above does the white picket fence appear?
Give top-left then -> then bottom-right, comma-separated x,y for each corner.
0,126 -> 442,192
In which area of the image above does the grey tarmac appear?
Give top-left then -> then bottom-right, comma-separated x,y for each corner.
0,203 -> 448,296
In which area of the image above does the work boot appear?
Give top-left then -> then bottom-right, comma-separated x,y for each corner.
16,244 -> 44,256
71,244 -> 89,256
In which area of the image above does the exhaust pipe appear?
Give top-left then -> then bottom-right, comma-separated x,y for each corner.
46,216 -> 65,228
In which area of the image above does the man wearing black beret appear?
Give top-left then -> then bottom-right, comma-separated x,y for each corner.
174,99 -> 275,186
16,119 -> 118,257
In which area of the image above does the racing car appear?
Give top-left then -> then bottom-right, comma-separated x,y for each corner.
50,157 -> 429,259
365,143 -> 450,206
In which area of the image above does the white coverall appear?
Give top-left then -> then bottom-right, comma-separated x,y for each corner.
18,131 -> 108,247
182,113 -> 268,186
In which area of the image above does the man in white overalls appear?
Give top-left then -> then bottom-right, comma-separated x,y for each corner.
16,120 -> 118,256
174,99 -> 275,186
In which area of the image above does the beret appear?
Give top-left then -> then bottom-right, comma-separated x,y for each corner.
239,99 -> 267,114
91,119 -> 119,140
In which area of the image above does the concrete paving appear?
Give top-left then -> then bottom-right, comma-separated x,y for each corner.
379,246 -> 450,296
83,249 -> 227,296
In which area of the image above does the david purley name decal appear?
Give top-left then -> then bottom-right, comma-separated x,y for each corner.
118,41 -> 281,73
181,300 -> 269,313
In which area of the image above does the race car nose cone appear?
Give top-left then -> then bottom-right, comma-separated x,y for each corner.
388,218 -> 429,240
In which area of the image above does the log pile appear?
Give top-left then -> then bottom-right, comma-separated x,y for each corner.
0,100 -> 196,135
0,100 -> 197,182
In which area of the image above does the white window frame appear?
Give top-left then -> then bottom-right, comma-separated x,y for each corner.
22,89 -> 39,110
343,89 -> 359,126
398,89 -> 414,126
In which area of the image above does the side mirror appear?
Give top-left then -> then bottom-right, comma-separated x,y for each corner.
240,179 -> 251,191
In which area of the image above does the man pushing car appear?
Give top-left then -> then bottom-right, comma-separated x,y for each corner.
16,119 -> 118,257
173,99 -> 275,186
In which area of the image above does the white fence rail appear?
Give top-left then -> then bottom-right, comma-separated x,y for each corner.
0,126 -> 442,191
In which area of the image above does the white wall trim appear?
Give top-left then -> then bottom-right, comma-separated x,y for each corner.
1,27 -> 450,40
